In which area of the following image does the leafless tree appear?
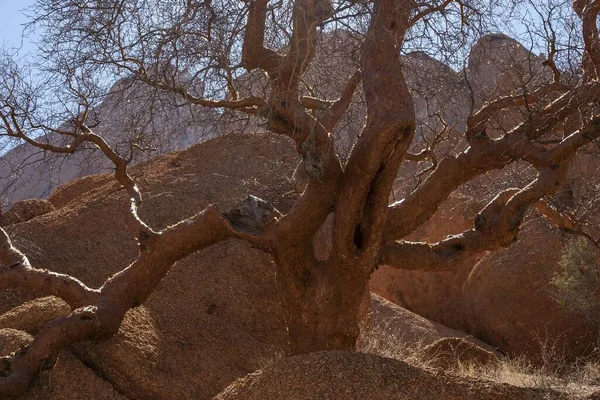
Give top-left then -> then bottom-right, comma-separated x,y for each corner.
1,0 -> 600,397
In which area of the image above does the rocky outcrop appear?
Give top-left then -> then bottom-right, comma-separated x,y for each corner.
0,328 -> 126,400
0,328 -> 32,355
0,76 -> 221,206
0,199 -> 55,226
22,351 -> 128,400
0,132 -> 510,399
1,133 -> 295,399
468,34 -> 551,106
0,31 -> 595,397
372,193 -> 596,359
0,296 -> 70,334
359,294 -> 498,356
215,351 -> 559,400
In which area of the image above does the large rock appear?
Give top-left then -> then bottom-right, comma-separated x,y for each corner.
468,34 -> 551,106
71,304 -> 281,400
0,32 -> 593,396
371,215 -> 596,358
0,328 -> 32,355
1,133 -> 298,398
0,328 -> 125,400
0,296 -> 70,333
0,75 -> 220,206
0,199 -> 55,226
22,351 -> 128,400
370,33 -> 596,358
0,132 -> 507,398
359,294 -> 499,356
215,351 -> 560,400
461,217 -> 596,357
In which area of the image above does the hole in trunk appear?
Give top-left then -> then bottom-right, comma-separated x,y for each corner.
353,224 -> 364,249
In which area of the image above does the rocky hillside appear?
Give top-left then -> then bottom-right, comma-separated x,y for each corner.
0,76 -> 221,205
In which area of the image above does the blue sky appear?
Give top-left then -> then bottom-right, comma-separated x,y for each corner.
0,0 -> 38,54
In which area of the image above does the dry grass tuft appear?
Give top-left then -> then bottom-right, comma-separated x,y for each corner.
359,322 -> 600,397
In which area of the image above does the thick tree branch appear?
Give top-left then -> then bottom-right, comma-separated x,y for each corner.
380,163 -> 572,271
101,205 -> 235,304
0,103 -> 280,398
0,229 -> 99,308
241,0 -> 282,73
534,199 -> 576,231
384,81 -> 600,243
574,0 -> 600,81
331,0 -> 414,267
0,202 -> 241,398
300,96 -> 333,110
0,306 -> 105,399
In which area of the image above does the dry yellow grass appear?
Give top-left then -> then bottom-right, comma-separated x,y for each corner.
360,322 -> 600,398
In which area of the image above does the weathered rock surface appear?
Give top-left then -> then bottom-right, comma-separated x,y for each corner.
0,199 -> 55,226
215,351 -> 560,400
0,296 -> 70,334
1,133 -> 297,399
0,327 -> 32,355
0,133 -> 510,399
371,202 -> 595,359
0,328 -> 126,400
360,294 -> 499,355
23,351 -> 128,400
0,29 -> 596,393
461,217 -> 596,357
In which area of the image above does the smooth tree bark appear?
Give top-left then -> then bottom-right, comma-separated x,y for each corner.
1,0 -> 600,396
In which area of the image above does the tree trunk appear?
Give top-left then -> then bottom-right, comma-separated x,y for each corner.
275,256 -> 372,355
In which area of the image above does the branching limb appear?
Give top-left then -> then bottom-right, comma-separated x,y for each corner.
0,228 -> 99,308
408,0 -> 453,26
384,81 -> 600,243
574,0 -> 600,81
380,162 -> 572,271
466,81 -> 570,142
0,199 -> 258,398
278,0 -> 333,93
76,126 -> 157,244
331,0 -> 415,267
534,199 -> 576,231
321,70 -> 362,132
2,104 -> 155,243
136,74 -> 267,110
0,306 -> 105,399
101,205 -> 236,304
300,96 -> 333,110
241,0 -> 282,73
